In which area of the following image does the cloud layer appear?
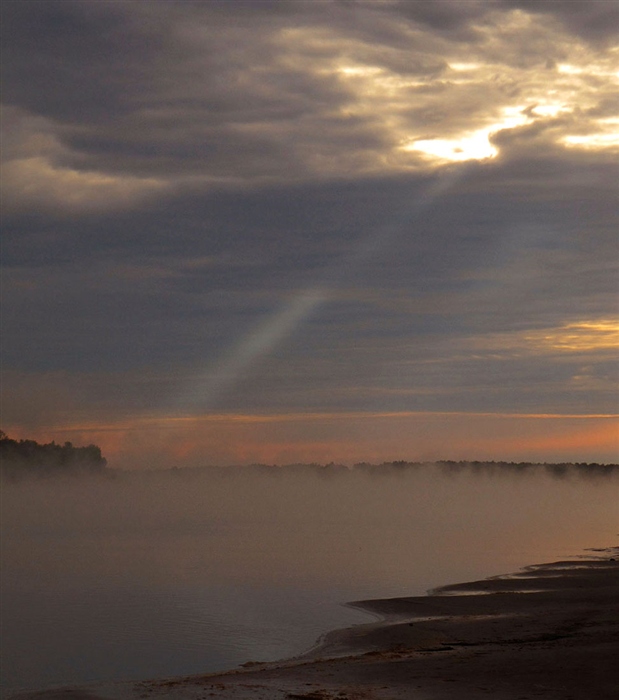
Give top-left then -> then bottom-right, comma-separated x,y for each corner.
2,0 -> 617,464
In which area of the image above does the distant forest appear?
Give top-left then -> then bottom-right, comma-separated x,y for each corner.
353,459 -> 619,478
0,432 -> 108,480
165,460 -> 619,479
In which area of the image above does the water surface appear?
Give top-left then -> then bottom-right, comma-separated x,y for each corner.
2,464 -> 616,693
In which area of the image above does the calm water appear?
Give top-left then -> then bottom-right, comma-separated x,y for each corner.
1,464 -> 617,694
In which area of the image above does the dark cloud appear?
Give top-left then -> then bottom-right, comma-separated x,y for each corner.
1,0 -> 616,452
388,0 -> 489,39
1,1 -> 164,123
504,0 -> 619,45
2,153 -> 614,384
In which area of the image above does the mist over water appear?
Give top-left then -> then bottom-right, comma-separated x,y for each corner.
2,464 -> 617,692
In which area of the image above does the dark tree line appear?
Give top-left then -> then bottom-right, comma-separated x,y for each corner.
353,459 -> 618,478
0,432 -> 108,480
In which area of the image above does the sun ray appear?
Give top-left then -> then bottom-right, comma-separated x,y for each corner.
173,167 -> 466,411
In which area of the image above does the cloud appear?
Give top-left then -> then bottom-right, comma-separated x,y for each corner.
1,0 -> 616,463
2,154 -> 166,213
2,0 -> 617,216
0,105 -> 167,213
1,147 -> 615,415
503,0 -> 619,45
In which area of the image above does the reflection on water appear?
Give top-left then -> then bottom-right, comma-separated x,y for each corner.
1,465 -> 617,692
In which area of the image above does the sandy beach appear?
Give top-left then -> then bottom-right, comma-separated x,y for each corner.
12,547 -> 618,700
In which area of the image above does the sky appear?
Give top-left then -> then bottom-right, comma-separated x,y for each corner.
1,0 -> 618,468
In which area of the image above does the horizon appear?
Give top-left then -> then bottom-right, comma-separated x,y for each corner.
2,429 -> 618,474
4,408 -> 617,469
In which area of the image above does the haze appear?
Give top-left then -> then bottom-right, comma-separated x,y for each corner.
2,465 -> 617,689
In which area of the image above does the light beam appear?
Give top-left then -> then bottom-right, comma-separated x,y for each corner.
173,166 -> 467,412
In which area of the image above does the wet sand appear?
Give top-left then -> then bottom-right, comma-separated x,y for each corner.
12,547 -> 619,700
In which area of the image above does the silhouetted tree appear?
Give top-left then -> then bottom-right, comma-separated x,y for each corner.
0,433 -> 108,480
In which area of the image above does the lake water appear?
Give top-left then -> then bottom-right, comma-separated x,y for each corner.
1,464 -> 617,694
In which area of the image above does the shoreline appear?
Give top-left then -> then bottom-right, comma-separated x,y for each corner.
11,547 -> 619,700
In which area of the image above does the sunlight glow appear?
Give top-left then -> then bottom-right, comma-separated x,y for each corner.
334,63 -> 427,98
530,103 -> 569,117
563,132 -> 619,149
449,62 -> 482,71
403,107 -> 531,163
408,132 -> 497,162
339,65 -> 383,77
559,61 -> 619,79
468,320 -> 619,356
557,64 -> 583,75
525,320 -> 619,352
274,22 -> 619,176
